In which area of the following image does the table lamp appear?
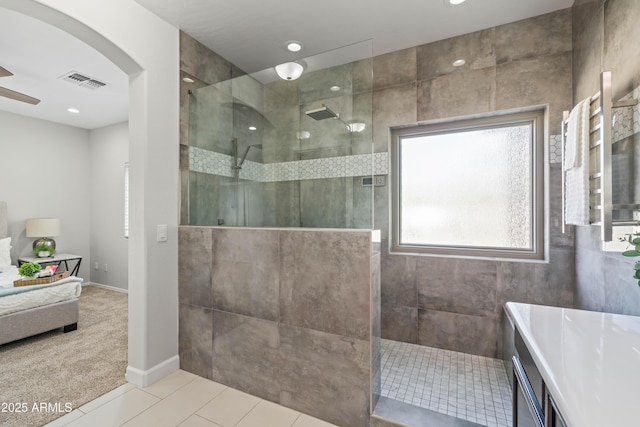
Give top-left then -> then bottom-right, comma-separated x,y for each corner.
26,218 -> 60,257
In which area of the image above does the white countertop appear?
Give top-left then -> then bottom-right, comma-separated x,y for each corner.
505,302 -> 640,427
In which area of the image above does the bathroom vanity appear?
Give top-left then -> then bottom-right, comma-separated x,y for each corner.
504,302 -> 640,427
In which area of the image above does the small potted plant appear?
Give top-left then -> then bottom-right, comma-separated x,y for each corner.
33,243 -> 55,258
621,233 -> 640,286
18,262 -> 42,278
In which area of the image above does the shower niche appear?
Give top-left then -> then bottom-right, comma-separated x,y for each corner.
183,40 -> 374,229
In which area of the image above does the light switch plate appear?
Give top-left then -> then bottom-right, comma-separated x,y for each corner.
156,224 -> 168,242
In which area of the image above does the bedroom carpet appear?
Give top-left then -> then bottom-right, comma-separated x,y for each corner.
0,285 -> 127,427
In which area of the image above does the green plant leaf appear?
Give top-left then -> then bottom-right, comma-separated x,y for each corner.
634,262 -> 640,270
632,238 -> 640,245
622,250 -> 640,257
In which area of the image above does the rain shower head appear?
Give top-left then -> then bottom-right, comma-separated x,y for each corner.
305,106 -> 339,120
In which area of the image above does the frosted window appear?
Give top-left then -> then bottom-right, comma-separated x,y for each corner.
392,110 -> 544,260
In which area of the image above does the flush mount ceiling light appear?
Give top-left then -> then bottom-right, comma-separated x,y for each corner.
330,85 -> 341,92
347,123 -> 366,133
296,131 -> 311,140
286,41 -> 303,52
67,107 -> 80,114
453,59 -> 466,67
248,126 -> 257,131
275,61 -> 305,81
182,76 -> 195,83
448,0 -> 466,4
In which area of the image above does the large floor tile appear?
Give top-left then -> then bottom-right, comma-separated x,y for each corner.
179,414 -> 223,427
79,383 -> 137,413
236,400 -> 300,427
43,410 -> 84,427
292,414 -> 339,427
142,369 -> 199,399
65,389 -> 160,427
196,387 -> 261,427
123,378 -> 227,427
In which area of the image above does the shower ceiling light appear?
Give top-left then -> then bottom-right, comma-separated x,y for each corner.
67,107 -> 80,114
347,123 -> 366,133
286,41 -> 303,52
248,126 -> 257,131
275,61 -> 305,81
453,59 -> 466,67
182,77 -> 195,83
449,0 -> 466,4
330,85 -> 341,92
296,131 -> 311,140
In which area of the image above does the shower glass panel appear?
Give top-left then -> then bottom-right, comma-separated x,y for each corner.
184,41 -> 374,228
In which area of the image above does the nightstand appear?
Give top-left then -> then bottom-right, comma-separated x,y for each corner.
17,253 -> 82,276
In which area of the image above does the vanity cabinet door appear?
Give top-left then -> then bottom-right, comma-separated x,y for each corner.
545,392 -> 568,427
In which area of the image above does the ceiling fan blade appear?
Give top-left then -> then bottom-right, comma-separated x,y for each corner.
0,86 -> 40,105
0,66 -> 13,77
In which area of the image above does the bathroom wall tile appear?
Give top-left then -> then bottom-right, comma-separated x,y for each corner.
603,255 -> 640,316
381,306 -> 418,344
372,252 -> 382,360
381,253 -> 417,308
417,67 -> 496,121
190,83 -> 233,153
549,164 -> 574,248
180,31 -> 233,85
179,227 -> 213,308
496,52 -> 572,135
373,48 -> 416,90
374,186 -> 390,241
370,416 -> 407,427
280,230 -> 372,340
179,303 -> 213,380
573,4 -> 603,102
299,178 -> 348,228
496,260 -> 537,307
574,243 -> 606,312
351,91 -> 374,155
495,9 -> 571,65
232,74 -> 264,113
352,57 -> 373,94
211,228 -> 280,321
416,29 -> 495,81
573,0 -> 605,38
534,247 -> 575,307
418,309 -> 498,358
416,257 -> 498,318
604,0 -> 640,99
299,63 -> 353,105
373,83 -> 417,153
210,310 -> 281,402
279,325 -> 370,427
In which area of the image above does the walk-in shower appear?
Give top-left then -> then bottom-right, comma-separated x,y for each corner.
183,40 -> 375,228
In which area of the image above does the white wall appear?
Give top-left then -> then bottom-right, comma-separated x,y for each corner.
0,0 -> 181,387
90,121 -> 129,291
0,110 -> 91,279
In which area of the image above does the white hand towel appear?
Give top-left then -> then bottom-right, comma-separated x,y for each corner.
564,97 -> 590,170
564,97 -> 592,225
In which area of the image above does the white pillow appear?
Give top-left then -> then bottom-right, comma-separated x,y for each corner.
0,237 -> 11,271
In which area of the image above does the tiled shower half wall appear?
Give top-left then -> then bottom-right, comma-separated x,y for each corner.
182,40 -> 376,229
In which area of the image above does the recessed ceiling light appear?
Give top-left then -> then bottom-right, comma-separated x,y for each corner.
67,108 -> 80,114
449,0 -> 466,4
330,86 -> 341,92
248,126 -> 257,131
452,59 -> 466,67
286,41 -> 303,52
182,77 -> 195,83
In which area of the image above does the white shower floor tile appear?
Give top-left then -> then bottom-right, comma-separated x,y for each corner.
380,339 -> 512,427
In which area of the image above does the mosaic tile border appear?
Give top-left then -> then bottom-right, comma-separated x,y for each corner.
612,85 -> 640,143
549,134 -> 562,164
189,146 -> 389,182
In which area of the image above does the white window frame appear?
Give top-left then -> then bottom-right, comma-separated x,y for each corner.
390,109 -> 545,260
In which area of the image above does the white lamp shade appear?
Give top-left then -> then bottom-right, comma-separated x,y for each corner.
274,62 -> 304,81
26,218 -> 60,237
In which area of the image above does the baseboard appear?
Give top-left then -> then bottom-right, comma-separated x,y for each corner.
85,281 -> 128,294
125,355 -> 180,388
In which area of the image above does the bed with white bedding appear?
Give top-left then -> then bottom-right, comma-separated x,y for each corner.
0,201 -> 83,345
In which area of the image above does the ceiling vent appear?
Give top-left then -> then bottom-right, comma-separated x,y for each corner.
59,71 -> 108,90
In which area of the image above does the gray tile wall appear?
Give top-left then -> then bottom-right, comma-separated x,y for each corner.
178,226 -> 378,427
373,9 -> 575,358
573,0 -> 640,315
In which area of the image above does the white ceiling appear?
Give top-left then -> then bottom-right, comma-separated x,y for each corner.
0,7 -> 128,130
0,0 -> 573,129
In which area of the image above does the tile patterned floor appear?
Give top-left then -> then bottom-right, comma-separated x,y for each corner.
380,339 -> 512,427
45,370 -> 338,427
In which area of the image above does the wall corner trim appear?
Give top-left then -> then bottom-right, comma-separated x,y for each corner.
125,355 -> 180,388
